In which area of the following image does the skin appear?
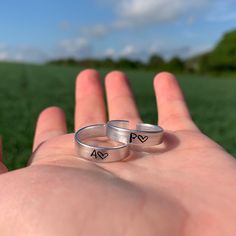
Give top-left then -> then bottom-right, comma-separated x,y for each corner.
0,70 -> 236,235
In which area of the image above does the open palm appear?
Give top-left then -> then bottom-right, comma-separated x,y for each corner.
0,70 -> 236,236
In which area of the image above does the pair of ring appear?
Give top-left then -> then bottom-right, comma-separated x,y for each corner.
74,120 -> 164,163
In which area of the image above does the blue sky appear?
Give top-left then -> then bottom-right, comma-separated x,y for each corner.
0,0 -> 236,62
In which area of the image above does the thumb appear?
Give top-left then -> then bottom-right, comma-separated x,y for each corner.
0,137 -> 8,173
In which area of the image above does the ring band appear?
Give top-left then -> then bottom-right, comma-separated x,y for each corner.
107,120 -> 164,146
75,124 -> 129,162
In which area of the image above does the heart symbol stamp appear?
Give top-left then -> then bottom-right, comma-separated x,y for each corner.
97,151 -> 109,159
138,135 -> 148,143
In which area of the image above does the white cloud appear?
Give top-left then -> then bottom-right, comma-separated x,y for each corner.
76,0 -> 221,61
158,45 -> 213,59
0,51 -> 8,60
120,45 -> 136,57
0,38 -> 93,63
118,44 -> 149,60
58,38 -> 93,59
81,24 -> 111,38
0,41 -> 212,63
104,48 -> 116,57
83,0 -> 213,38
0,44 -> 48,63
118,0 -> 209,26
101,42 -> 212,62
103,44 -> 150,61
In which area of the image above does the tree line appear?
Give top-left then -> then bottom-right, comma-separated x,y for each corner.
48,55 -> 185,72
48,29 -> 236,74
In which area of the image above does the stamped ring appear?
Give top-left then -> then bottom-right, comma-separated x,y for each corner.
75,124 -> 129,162
107,120 -> 164,146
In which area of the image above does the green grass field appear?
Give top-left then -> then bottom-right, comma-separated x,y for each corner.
0,62 -> 236,170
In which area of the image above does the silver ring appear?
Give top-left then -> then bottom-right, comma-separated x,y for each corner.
107,120 -> 164,146
75,124 -> 129,162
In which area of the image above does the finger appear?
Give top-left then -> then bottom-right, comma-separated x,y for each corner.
105,71 -> 141,126
154,72 -> 198,131
33,106 -> 67,151
75,69 -> 106,130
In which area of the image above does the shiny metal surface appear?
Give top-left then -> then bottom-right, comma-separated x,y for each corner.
107,120 -> 164,146
75,124 -> 129,162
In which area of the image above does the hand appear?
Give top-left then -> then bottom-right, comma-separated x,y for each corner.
0,70 -> 236,236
